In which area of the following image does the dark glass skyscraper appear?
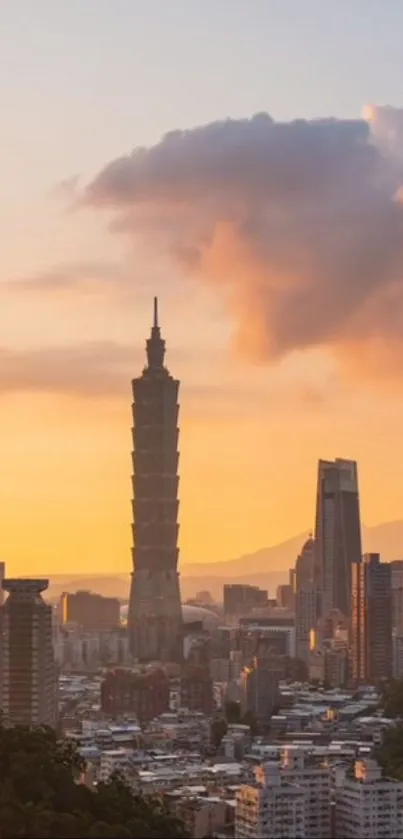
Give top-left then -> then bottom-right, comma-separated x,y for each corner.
351,553 -> 392,685
314,458 -> 362,619
295,536 -> 320,663
127,299 -> 183,663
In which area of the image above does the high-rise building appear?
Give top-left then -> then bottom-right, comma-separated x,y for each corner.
240,655 -> 281,722
0,579 -> 57,727
236,750 -> 331,838
128,299 -> 183,663
314,459 -> 362,619
280,748 -> 331,839
295,536 -> 319,663
59,590 -> 120,631
236,762 -> 306,838
351,553 -> 392,685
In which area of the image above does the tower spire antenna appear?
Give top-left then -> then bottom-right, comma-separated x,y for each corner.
153,296 -> 159,329
146,296 -> 165,369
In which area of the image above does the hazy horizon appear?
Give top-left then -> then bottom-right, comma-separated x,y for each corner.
2,2 -> 403,576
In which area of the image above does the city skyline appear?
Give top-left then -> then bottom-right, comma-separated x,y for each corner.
2,2 -> 403,575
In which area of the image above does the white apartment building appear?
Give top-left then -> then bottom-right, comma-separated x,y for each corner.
236,762 -> 306,838
99,749 -> 135,783
335,759 -> 403,838
235,748 -> 331,839
280,747 -> 331,838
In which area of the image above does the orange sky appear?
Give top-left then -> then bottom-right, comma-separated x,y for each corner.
0,356 -> 403,576
2,96 -> 403,576
0,191 -> 402,577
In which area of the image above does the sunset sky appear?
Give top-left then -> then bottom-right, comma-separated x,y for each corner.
2,0 -> 403,575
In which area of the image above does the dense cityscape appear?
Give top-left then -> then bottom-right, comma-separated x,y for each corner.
1,301 -> 403,838
5,4 -> 403,839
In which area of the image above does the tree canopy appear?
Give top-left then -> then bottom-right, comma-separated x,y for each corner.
376,724 -> 403,781
0,723 -> 189,838
379,679 -> 403,719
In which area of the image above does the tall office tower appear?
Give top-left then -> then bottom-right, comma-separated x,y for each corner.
0,579 -> 57,727
240,655 -> 281,722
127,299 -> 183,663
295,536 -> 319,663
351,553 -> 392,685
314,458 -> 362,619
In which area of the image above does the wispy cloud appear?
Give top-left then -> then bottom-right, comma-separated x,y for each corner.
0,342 -> 137,398
2,261 -> 130,296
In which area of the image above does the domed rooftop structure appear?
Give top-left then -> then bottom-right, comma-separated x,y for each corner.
181,604 -> 220,631
120,603 -> 220,632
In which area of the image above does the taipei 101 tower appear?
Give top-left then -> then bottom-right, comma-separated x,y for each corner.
127,298 -> 183,663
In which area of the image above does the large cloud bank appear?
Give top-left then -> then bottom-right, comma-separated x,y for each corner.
83,105 -> 403,372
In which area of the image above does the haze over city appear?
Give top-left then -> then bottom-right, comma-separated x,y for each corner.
2,0 -> 403,576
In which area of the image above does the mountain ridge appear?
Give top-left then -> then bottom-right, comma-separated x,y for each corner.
42,519 -> 403,601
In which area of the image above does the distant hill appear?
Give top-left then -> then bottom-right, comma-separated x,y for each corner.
43,520 -> 403,602
181,532 -> 309,579
363,520 -> 403,560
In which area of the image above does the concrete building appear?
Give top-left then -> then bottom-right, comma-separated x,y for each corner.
240,655 -> 281,722
128,298 -> 183,663
351,553 -> 392,685
100,666 -> 170,721
280,747 -> 330,838
295,537 -> 318,663
391,560 -> 403,637
0,562 -> 5,607
173,795 -> 230,839
236,762 -> 306,838
276,585 -> 295,612
180,664 -> 213,715
55,625 -> 131,671
238,620 -> 296,659
236,749 -> 331,838
59,590 -> 120,631
335,759 -> 403,838
224,584 -> 268,622
314,459 -> 362,619
0,578 -> 57,727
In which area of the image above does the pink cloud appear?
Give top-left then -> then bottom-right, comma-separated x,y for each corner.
81,107 -> 403,374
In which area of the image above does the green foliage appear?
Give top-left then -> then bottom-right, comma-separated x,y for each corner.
376,724 -> 403,780
224,700 -> 240,724
240,709 -> 259,736
223,700 -> 259,735
380,679 -> 403,719
0,723 -> 189,838
210,716 -> 228,748
211,702 -> 260,748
